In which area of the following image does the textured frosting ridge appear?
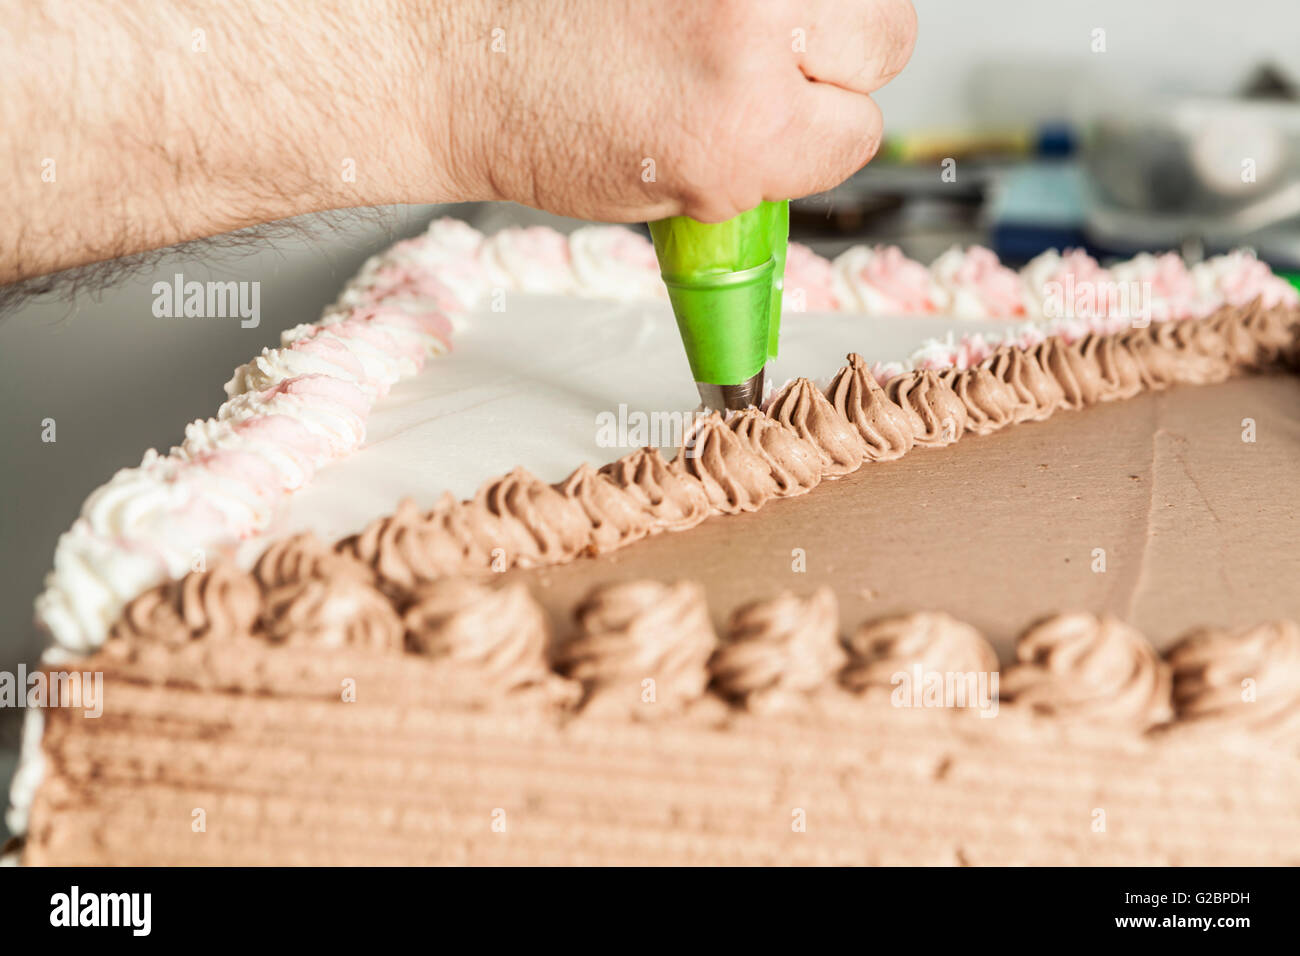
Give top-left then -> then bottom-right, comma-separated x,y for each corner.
559,463 -> 655,554
841,612 -> 999,694
939,365 -> 1019,435
263,575 -> 404,652
1079,332 -> 1143,402
469,467 -> 594,567
826,354 -> 915,459
559,580 -> 717,717
980,343 -> 1064,422
1164,620 -> 1300,743
886,369 -> 969,446
1002,613 -> 1173,729
342,497 -> 476,594
675,412 -> 778,513
111,563 -> 261,644
403,578 -> 574,701
767,377 -> 866,475
254,531 -> 370,590
710,588 -> 844,709
1037,337 -> 1104,409
600,446 -> 711,534
728,408 -> 825,497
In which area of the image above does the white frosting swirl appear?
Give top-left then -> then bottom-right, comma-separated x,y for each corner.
568,226 -> 665,300
480,226 -> 577,293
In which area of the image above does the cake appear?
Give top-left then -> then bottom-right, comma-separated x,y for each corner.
7,220 -> 1300,866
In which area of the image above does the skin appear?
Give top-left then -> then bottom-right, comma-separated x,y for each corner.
0,0 -> 916,285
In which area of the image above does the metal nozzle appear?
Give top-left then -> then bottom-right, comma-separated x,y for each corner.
695,368 -> 765,411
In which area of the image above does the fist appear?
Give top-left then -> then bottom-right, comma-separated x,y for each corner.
437,0 -> 917,223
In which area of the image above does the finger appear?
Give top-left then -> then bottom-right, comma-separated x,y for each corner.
796,0 -> 917,95
759,82 -> 885,202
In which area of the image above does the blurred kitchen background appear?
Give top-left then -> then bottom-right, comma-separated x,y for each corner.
3,0 -> 1300,839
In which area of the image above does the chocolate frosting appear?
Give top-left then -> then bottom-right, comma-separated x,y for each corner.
675,412 -> 777,514
93,305 -> 1300,715
343,496 -> 478,594
1167,317 -> 1233,384
600,446 -> 711,533
1079,333 -> 1143,402
1038,337 -> 1104,409
841,611 -> 999,693
403,577 -> 574,700
255,531 -> 371,590
263,575 -> 404,652
1165,619 -> 1300,743
939,366 -> 1019,436
468,466 -> 594,567
558,463 -> 654,554
559,579 -> 717,717
1210,305 -> 1267,369
1240,300 -> 1299,366
1121,325 -> 1183,390
1002,613 -> 1172,729
980,344 -> 1064,422
886,369 -> 969,446
710,587 -> 843,709
728,407 -> 825,497
111,563 -> 261,644
827,353 -> 915,459
767,377 -> 866,474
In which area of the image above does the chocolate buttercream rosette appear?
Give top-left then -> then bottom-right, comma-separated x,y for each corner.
1001,613 -> 1172,730
403,577 -> 579,706
1160,619 -> 1300,747
558,579 -> 718,719
710,587 -> 843,711
840,611 -> 1000,709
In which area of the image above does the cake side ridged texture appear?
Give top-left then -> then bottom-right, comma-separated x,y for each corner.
21,581 -> 1300,864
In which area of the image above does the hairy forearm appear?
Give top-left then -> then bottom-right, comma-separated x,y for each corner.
1,0 -> 462,283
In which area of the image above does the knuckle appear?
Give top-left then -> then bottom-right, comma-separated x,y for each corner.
871,0 -> 918,81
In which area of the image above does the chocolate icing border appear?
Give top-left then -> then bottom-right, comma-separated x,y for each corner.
91,301 -> 1300,741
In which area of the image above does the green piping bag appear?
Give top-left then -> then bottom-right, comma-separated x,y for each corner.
649,200 -> 789,409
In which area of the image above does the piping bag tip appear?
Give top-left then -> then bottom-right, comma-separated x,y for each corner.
649,200 -> 789,413
695,368 -> 765,412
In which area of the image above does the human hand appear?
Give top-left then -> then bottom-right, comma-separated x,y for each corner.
431,0 -> 917,223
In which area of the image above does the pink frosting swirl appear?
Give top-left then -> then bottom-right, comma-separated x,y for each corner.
783,242 -> 838,312
931,246 -> 1026,318
834,245 -> 944,314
